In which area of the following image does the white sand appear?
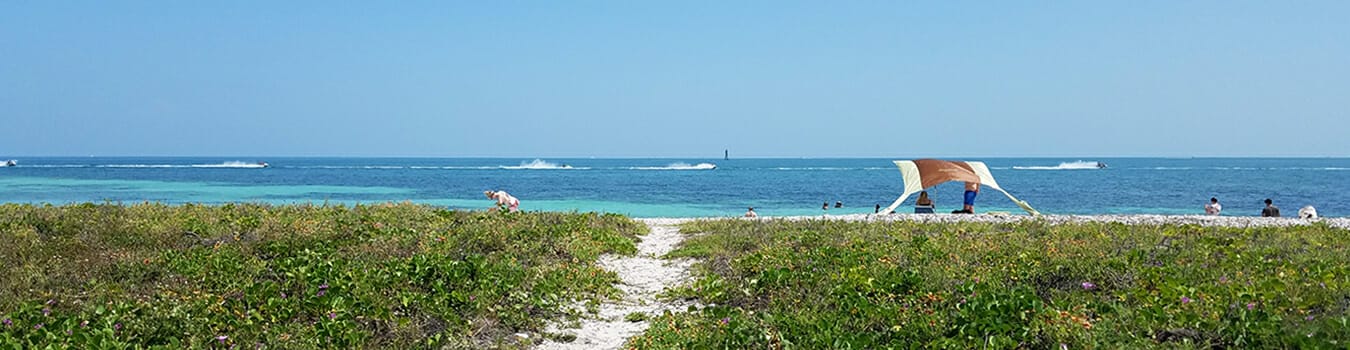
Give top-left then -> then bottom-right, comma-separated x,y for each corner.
532,214 -> 1348,349
536,218 -> 698,350
780,213 -> 1350,229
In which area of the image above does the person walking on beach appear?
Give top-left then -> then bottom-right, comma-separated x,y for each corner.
1205,197 -> 1222,215
744,207 -> 758,218
485,190 -> 520,213
1261,198 -> 1280,217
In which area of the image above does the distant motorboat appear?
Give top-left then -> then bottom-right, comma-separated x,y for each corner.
1,160 -> 15,167
1096,162 -> 1107,169
258,162 -> 270,168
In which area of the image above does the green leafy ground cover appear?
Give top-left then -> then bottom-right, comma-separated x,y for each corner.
633,219 -> 1350,349
0,203 -> 644,348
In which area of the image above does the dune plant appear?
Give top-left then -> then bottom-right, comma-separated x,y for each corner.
634,219 -> 1350,349
0,202 -> 643,348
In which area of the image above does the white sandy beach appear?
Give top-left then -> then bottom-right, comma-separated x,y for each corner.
795,213 -> 1350,229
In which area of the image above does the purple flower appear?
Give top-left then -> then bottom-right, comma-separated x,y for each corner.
217,335 -> 229,343
1180,296 -> 1192,304
33,323 -> 43,330
319,283 -> 329,290
1218,276 -> 1228,283
316,290 -> 326,297
42,307 -> 50,316
1306,315 -> 1315,321
280,292 -> 287,299
80,320 -> 88,328
1246,302 -> 1256,310
2,318 -> 10,327
45,299 -> 55,305
719,317 -> 730,325
65,329 -> 71,336
114,323 -> 122,331
328,312 -> 336,320
1081,282 -> 1096,290
469,295 -> 476,301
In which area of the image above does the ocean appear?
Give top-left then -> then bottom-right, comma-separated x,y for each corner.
1,157 -> 1346,218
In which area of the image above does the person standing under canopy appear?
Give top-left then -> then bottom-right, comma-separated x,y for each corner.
952,182 -> 979,214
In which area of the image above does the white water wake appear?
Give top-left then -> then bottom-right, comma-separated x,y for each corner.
1012,161 -> 1103,170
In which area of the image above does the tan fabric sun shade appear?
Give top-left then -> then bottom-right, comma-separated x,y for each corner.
879,159 -> 1040,216
912,159 -> 981,189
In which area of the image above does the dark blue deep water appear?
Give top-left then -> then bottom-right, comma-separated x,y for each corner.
1,157 -> 1346,217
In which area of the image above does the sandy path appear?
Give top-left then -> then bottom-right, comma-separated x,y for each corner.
536,218 -> 696,350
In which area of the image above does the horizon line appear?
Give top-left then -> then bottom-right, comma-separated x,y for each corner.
6,155 -> 1350,159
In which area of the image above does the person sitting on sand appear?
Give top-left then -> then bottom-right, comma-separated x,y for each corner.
835,201 -> 843,208
1261,198 -> 1280,217
485,190 -> 520,213
745,207 -> 758,218
1204,197 -> 1222,215
914,191 -> 935,214
1299,205 -> 1318,219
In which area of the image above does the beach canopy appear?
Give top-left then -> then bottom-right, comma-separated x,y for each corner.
879,159 -> 1040,215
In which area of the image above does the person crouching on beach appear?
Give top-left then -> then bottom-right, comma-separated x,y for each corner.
1299,205 -> 1318,219
485,190 -> 520,213
745,207 -> 758,218
1205,197 -> 1222,215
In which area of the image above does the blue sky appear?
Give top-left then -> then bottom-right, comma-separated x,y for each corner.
2,1 -> 1347,157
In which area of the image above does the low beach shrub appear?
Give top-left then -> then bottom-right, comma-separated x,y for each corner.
633,219 -> 1350,349
0,202 -> 643,348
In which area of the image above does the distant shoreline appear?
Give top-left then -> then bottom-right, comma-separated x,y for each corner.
658,213 -> 1350,229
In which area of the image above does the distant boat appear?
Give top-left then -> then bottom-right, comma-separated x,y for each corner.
258,162 -> 270,168
1096,162 -> 1108,169
1,160 -> 15,167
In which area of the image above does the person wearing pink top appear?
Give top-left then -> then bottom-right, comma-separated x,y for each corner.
484,190 -> 520,212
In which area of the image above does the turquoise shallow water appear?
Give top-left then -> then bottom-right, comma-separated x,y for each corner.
1,157 -> 1346,217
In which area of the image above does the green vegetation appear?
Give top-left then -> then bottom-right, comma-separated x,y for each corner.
0,202 -> 644,348
633,219 -> 1350,349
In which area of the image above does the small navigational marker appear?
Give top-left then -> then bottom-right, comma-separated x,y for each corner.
724,149 -> 729,160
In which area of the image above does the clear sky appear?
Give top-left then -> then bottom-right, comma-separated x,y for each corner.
3,1 -> 1347,158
